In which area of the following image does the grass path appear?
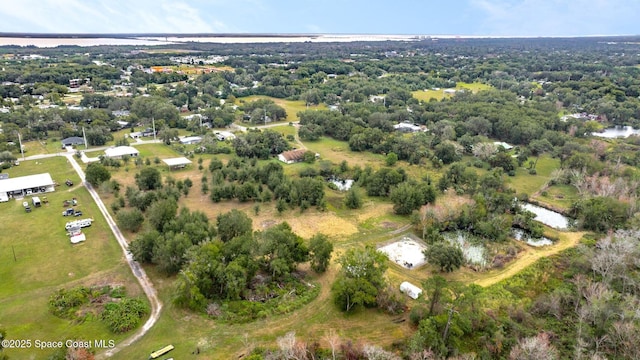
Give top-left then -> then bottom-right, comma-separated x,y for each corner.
448,231 -> 585,287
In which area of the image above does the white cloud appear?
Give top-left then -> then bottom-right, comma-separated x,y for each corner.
470,0 -> 640,36
0,0 -> 227,33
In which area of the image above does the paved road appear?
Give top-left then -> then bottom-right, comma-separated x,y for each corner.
230,120 -> 299,133
64,154 -> 162,359
22,139 -> 163,161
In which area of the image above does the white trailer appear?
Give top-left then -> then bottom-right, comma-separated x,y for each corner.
65,218 -> 93,230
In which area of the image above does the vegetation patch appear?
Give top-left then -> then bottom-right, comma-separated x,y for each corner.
215,279 -> 320,323
48,285 -> 148,333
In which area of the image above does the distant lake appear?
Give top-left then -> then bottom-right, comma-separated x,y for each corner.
0,37 -> 174,47
592,126 -> 640,138
0,34 -> 420,48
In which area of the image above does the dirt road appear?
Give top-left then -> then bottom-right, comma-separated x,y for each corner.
65,154 -> 162,359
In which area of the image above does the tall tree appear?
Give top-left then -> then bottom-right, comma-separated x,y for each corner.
217,209 -> 253,242
332,246 -> 388,312
135,167 -> 162,191
309,234 -> 334,273
85,162 -> 111,187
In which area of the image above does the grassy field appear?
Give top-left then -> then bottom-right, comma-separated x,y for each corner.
506,155 -> 560,196
0,157 -> 142,360
534,184 -> 579,211
237,95 -> 327,122
21,138 -> 66,156
302,137 -> 387,168
412,82 -> 493,102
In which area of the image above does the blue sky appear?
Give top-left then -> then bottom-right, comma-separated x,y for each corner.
0,0 -> 638,36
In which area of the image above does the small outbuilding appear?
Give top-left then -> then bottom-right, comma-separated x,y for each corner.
179,136 -> 202,145
61,136 -> 85,148
278,149 -> 310,164
163,157 -> 192,170
104,146 -> 139,159
400,281 -> 422,300
493,141 -> 514,150
393,123 -> 425,133
214,131 -> 236,141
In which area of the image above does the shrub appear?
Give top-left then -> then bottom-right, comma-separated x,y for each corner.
100,298 -> 149,333
48,287 -> 91,318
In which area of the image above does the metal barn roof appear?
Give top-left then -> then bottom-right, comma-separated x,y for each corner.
0,173 -> 54,193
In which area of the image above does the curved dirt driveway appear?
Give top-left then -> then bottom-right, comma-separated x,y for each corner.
65,154 -> 162,359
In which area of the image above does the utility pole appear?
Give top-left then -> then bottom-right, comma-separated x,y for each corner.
152,117 -> 157,141
12,245 -> 16,262
82,126 -> 88,150
17,132 -> 24,160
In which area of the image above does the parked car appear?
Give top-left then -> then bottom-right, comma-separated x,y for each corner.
62,208 -> 74,216
23,201 -> 31,213
65,179 -> 73,186
73,210 -> 83,217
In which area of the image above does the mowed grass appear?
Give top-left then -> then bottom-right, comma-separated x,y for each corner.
533,184 -> 580,211
412,82 -> 493,102
237,95 -> 327,122
506,155 -> 560,196
133,143 -> 183,158
302,137 -> 387,168
0,157 -> 142,359
22,138 -> 66,156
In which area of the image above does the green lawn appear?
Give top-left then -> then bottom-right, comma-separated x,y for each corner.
237,95 -> 327,122
302,137 -> 386,168
533,184 -> 579,211
134,143 -> 182,159
21,138 -> 66,156
412,82 -> 493,102
0,157 -> 142,359
506,155 -> 561,196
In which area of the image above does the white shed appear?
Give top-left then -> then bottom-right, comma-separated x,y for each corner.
104,146 -> 139,159
400,281 -> 422,299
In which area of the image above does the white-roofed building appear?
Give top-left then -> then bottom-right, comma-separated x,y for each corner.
493,141 -> 514,150
393,122 -> 425,133
104,146 -> 139,159
0,173 -> 55,202
163,157 -> 192,170
179,136 -> 202,145
214,131 -> 236,141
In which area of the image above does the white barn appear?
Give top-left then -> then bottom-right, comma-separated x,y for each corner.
400,281 -> 422,299
104,146 -> 139,159
0,173 -> 55,202
163,157 -> 192,170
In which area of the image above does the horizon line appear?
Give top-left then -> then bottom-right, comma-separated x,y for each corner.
0,32 -> 638,39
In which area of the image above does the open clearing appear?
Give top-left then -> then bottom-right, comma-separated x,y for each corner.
412,82 -> 493,102
0,157 -> 142,359
237,95 -> 327,122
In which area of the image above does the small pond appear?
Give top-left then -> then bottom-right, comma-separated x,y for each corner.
442,231 -> 487,267
521,203 -> 570,230
512,228 -> 554,247
592,126 -> 640,139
